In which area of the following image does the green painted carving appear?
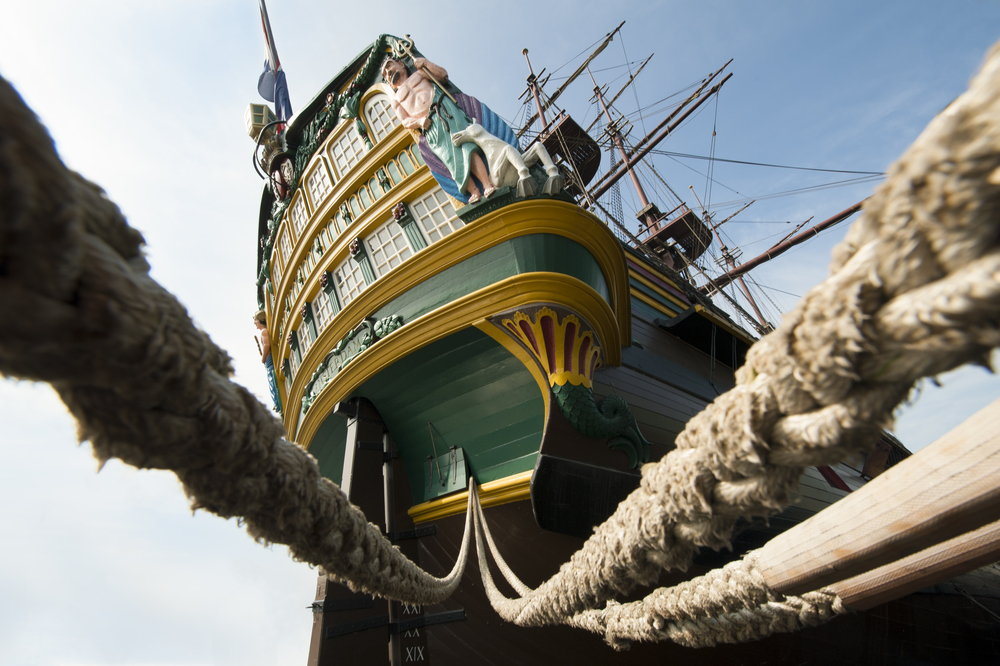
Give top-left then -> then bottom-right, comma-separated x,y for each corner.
339,91 -> 360,120
339,92 -> 373,151
497,306 -> 649,470
373,315 -> 402,338
377,168 -> 391,193
300,314 -> 404,415
349,240 -> 377,286
257,201 -> 288,293
296,102 -> 338,182
551,384 -> 651,469
285,35 -> 405,201
391,201 -> 426,252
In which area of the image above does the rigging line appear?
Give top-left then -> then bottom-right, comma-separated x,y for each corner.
586,62 -> 734,201
672,247 -> 771,337
664,153 -> 746,199
704,91 -> 720,211
646,150 -> 887,176
738,228 -> 808,249
715,179 -> 876,210
725,220 -> 810,224
725,281 -> 769,333
619,31 -> 647,137
630,79 -> 704,115
745,176 -> 885,202
517,23 -> 624,138
549,60 -> 644,81
585,53 -> 655,134
549,33 -> 608,76
751,282 -> 804,299
745,273 -> 786,321
626,92 -> 697,119
600,95 -> 711,176
700,174 -> 882,210
645,160 -> 693,206
427,422 -> 443,483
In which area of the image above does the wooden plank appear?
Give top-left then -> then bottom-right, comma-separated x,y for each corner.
598,364 -> 711,413
593,380 -> 697,426
756,397 -> 1000,597
831,519 -> 1000,610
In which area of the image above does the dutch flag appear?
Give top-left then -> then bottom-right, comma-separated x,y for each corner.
257,0 -> 293,122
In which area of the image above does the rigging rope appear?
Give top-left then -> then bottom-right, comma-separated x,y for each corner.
0,72 -> 475,607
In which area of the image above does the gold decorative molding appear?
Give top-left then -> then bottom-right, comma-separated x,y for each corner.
628,268 -> 691,312
499,306 -> 602,389
408,471 -> 532,524
285,199 -> 630,437
293,272 -> 618,446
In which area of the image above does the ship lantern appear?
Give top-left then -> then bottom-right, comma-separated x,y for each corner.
245,103 -> 277,142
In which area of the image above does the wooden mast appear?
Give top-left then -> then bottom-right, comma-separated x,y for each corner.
687,188 -> 772,331
583,65 -> 733,205
703,200 -> 865,294
516,21 -> 625,138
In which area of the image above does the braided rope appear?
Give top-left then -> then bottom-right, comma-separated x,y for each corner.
472,481 -> 847,650
0,74 -> 473,606
565,555 -> 845,650
471,483 -> 532,597
463,42 -> 1000,643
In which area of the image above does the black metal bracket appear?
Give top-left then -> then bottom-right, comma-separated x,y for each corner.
324,608 -> 465,639
325,615 -> 388,638
389,609 -> 466,635
333,400 -> 358,418
387,525 -> 436,541
358,440 -> 399,462
309,595 -> 375,613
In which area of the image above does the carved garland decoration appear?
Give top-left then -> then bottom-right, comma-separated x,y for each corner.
300,314 -> 403,414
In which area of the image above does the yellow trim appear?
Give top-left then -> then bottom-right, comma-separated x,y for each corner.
284,198 -> 630,434
273,144 -> 431,353
301,156 -> 335,212
693,304 -> 757,346
629,269 -> 691,312
630,287 -> 679,318
474,319 -> 551,423
408,471 -> 532,524
272,125 -> 422,328
292,272 -> 618,446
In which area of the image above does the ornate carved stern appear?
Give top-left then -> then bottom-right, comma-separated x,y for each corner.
490,305 -> 653,538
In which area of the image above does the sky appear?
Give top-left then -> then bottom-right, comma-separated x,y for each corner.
1,1 -> 999,664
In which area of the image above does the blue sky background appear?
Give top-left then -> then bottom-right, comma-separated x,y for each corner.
1,2 -> 999,664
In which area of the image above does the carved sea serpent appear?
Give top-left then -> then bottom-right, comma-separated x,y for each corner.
551,383 -> 651,468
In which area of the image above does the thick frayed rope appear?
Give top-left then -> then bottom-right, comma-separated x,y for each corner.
566,554 -> 845,650
0,73 -> 473,606
463,41 -> 1000,645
